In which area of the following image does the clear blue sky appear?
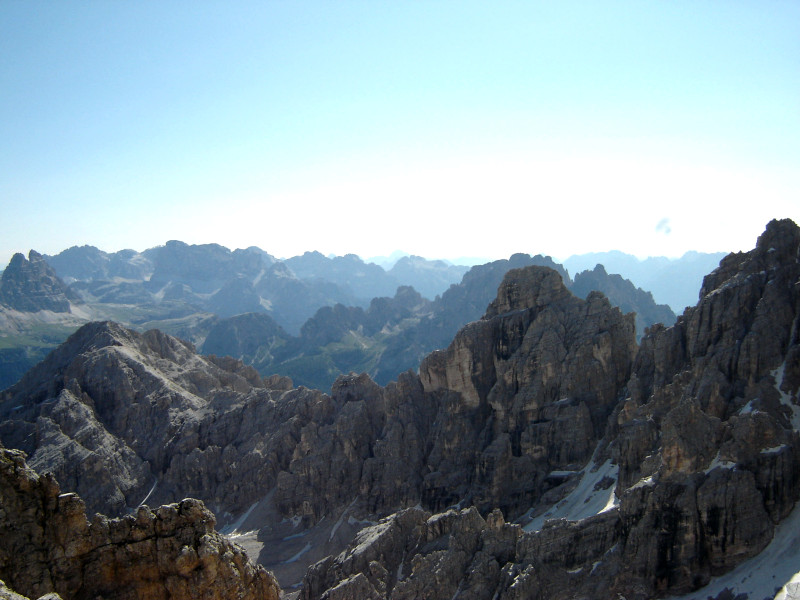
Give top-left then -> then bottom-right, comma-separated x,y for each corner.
1,1 -> 798,267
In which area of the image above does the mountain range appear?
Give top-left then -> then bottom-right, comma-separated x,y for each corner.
0,218 -> 796,599
563,250 -> 727,312
0,243 -> 682,392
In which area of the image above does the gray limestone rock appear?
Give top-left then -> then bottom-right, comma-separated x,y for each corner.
0,446 -> 280,600
0,251 -> 75,313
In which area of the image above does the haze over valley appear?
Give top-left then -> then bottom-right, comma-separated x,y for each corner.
0,240 -> 704,392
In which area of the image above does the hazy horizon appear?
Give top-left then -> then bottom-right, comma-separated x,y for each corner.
0,238 -> 733,274
2,2 -> 798,268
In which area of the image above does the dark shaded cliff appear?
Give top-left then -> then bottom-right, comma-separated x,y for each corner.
0,220 -> 797,599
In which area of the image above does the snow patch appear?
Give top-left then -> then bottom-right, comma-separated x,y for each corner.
630,474 -> 656,490
347,515 -> 375,527
137,479 -> 158,508
523,458 -> 618,533
282,542 -> 312,564
762,444 -> 788,454
329,498 -> 358,542
704,452 -> 736,475
738,399 -> 757,415
220,501 -> 258,535
669,496 -> 800,600
773,363 -> 800,430
775,572 -> 800,600
547,470 -> 578,479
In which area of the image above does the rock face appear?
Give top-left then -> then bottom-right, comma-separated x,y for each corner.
570,263 -> 676,340
1,219 -> 798,600
608,217 -> 800,596
303,219 -> 800,600
416,266 -> 636,516
0,263 -> 637,577
0,321 -> 303,518
370,253 -> 571,384
0,251 -> 75,313
198,254 -> 674,392
0,445 -> 280,600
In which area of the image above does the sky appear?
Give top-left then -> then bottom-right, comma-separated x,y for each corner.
1,1 -> 798,267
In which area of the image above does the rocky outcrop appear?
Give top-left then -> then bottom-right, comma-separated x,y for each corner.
0,445 -> 280,600
371,253 -> 571,384
0,321 -> 292,517
0,263 -> 637,586
417,266 -> 636,515
604,218 -> 800,596
303,220 -> 800,599
0,251 -> 75,313
271,265 -> 636,524
2,220 -> 799,600
570,263 -> 676,340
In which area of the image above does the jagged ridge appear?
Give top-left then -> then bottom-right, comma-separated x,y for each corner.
0,445 -> 280,600
0,219 -> 797,599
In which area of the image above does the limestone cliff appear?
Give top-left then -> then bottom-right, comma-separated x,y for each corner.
0,445 -> 280,600
0,251 -> 75,313
1,220 -> 798,599
302,218 -> 800,600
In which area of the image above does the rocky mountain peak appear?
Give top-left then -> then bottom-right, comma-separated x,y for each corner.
0,445 -> 280,600
304,220 -> 800,599
484,266 -> 571,317
1,220 -> 799,599
570,262 -> 676,340
700,217 -> 799,300
0,250 -> 75,313
757,217 -> 800,255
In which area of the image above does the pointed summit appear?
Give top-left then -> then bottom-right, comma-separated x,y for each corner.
0,250 -> 75,312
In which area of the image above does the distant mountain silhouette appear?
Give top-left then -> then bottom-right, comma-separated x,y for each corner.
570,264 -> 676,339
563,250 -> 726,312
200,253 -> 676,390
0,242 -> 693,393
